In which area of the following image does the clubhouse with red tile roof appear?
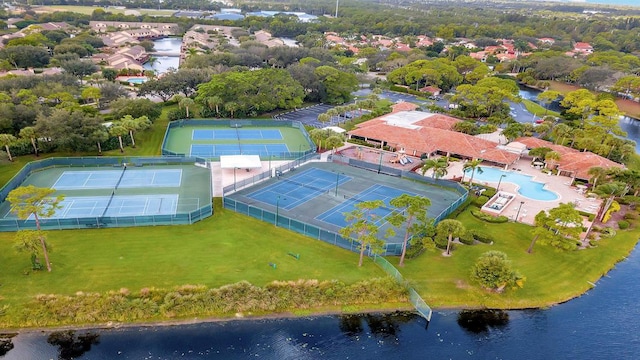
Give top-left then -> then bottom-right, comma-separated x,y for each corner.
347,110 -> 520,167
516,137 -> 624,181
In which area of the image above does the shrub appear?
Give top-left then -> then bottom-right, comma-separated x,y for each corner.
601,227 -> 616,238
447,197 -> 473,219
624,212 -> 637,220
618,220 -> 630,230
389,85 -> 409,93
470,209 -> 509,223
459,230 -> 475,245
602,201 -> 620,223
474,196 -> 489,207
474,233 -> 494,244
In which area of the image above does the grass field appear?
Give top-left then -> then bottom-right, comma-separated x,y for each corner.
398,207 -> 640,309
33,5 -> 176,16
0,200 -> 387,325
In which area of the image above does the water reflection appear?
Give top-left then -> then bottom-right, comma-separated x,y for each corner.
0,334 -> 15,356
338,312 -> 418,340
457,309 -> 509,334
47,331 -> 100,360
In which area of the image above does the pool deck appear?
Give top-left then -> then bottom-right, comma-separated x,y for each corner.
436,158 -> 602,227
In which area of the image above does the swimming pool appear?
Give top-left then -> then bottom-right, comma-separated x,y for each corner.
465,167 -> 559,201
126,77 -> 148,84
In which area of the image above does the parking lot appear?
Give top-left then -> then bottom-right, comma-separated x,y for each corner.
274,104 -> 354,128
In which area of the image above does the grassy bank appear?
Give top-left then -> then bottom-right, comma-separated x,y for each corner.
522,99 -> 560,118
398,208 -> 640,309
0,200 -> 396,328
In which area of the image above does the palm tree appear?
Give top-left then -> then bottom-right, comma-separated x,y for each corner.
308,128 -> 325,151
109,124 -> 128,153
225,102 -> 240,118
436,219 -> 465,256
120,115 -> 151,148
179,97 -> 195,118
0,133 -> 17,162
317,113 -> 331,126
89,128 -> 109,155
551,123 -> 571,145
463,158 -> 483,186
421,158 -> 448,179
544,151 -> 561,170
587,166 -> 608,189
326,108 -> 339,124
19,126 -> 38,157
206,95 -> 223,117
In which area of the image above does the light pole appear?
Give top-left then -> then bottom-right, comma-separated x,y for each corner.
515,201 -> 524,222
275,196 -> 286,227
233,167 -> 237,191
334,172 -> 343,196
497,174 -> 506,192
377,150 -> 384,174
268,155 -> 272,177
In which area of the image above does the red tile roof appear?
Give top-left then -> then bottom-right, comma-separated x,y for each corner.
391,102 -> 419,112
515,137 -> 623,179
557,152 -> 624,180
349,112 -> 519,165
515,137 -> 579,156
415,114 -> 459,130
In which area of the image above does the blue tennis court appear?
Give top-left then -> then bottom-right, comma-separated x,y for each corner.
15,195 -> 179,219
316,184 -> 419,228
52,169 -> 182,189
192,129 -> 283,140
247,168 -> 353,210
190,144 -> 290,157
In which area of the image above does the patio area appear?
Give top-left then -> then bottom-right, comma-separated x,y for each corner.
434,157 -> 602,226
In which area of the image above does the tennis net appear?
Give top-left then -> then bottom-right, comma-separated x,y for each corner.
235,126 -> 242,153
114,165 -> 127,190
279,177 -> 331,193
100,190 -> 117,219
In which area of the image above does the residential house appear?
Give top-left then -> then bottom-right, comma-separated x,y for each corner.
89,21 -> 180,36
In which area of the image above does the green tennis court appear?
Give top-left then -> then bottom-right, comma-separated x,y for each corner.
162,119 -> 315,160
224,162 -> 468,255
0,159 -> 212,231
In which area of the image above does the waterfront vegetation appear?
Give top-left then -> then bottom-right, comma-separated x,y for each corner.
0,194 -> 638,328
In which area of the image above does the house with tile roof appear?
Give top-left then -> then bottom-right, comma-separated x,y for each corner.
515,136 -> 624,181
348,111 -> 520,167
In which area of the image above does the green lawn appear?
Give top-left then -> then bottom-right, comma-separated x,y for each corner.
398,208 -> 640,309
522,99 -> 561,118
0,200 -> 385,325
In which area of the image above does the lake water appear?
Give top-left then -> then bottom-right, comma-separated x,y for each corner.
3,243 -> 640,359
144,37 -> 182,74
520,87 -> 640,151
